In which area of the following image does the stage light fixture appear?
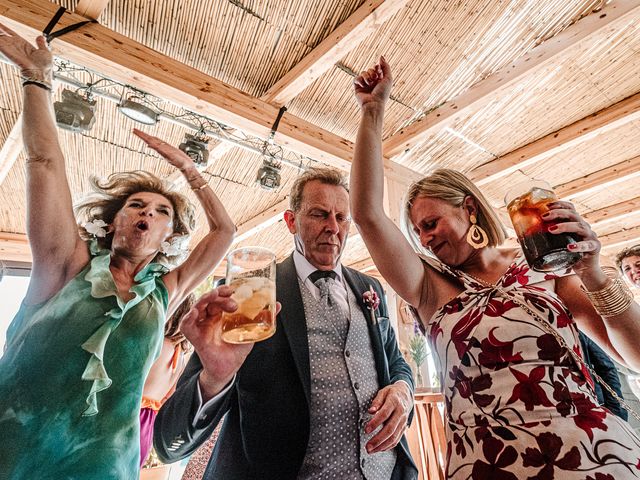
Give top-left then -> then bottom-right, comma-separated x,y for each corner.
54,89 -> 97,133
256,159 -> 281,190
179,133 -> 209,168
117,97 -> 159,125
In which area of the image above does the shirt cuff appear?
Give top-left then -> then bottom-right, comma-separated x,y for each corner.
192,374 -> 236,428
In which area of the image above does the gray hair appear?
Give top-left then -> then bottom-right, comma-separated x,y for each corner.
289,167 -> 349,212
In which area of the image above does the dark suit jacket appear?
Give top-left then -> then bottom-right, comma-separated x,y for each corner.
154,254 -> 418,479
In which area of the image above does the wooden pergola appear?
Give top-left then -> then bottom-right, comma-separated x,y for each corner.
1,0 -> 640,276
2,1 -> 640,478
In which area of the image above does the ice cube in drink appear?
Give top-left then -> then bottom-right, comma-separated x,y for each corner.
507,186 -> 581,272
221,276 -> 276,344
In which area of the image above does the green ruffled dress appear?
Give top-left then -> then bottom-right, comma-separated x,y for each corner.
0,241 -> 168,479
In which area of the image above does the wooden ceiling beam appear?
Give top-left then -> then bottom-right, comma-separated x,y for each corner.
233,197 -> 290,244
0,0 -> 419,185
382,0 -> 640,158
583,196 -> 640,226
0,114 -> 22,185
0,232 -> 31,263
598,226 -> 640,250
554,154 -> 640,199
471,90 -> 640,185
74,0 -> 110,20
262,0 -> 409,106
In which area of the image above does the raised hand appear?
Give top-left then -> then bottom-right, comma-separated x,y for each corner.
353,56 -> 393,110
133,128 -> 197,172
0,23 -> 52,75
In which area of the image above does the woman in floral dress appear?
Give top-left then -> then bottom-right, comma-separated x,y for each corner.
349,57 -> 640,479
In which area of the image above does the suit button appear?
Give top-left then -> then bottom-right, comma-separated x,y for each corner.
354,382 -> 360,390
345,350 -> 351,357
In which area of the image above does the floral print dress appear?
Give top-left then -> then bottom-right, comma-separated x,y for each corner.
422,253 -> 640,480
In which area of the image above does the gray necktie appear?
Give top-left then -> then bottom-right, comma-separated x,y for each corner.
311,274 -> 349,342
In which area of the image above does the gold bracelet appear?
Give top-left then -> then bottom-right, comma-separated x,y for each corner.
581,267 -> 634,318
191,183 -> 208,191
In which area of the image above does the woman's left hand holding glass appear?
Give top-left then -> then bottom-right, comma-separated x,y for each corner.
543,200 -> 607,284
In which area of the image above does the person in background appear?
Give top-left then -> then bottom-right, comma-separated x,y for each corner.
154,167 -> 418,479
349,56 -> 640,478
617,245 -> 640,287
0,26 -> 235,478
140,294 -> 196,467
578,330 -> 627,420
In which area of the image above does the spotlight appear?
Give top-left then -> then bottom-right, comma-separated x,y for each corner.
54,89 -> 97,133
256,160 -> 281,190
117,97 -> 158,125
179,133 -> 209,168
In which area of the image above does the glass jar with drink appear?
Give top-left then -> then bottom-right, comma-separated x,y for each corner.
221,247 -> 277,344
505,180 -> 582,272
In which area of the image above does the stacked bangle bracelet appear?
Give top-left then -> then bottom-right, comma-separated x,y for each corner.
582,267 -> 634,318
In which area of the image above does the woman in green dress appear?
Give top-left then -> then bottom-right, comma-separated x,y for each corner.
0,25 -> 236,478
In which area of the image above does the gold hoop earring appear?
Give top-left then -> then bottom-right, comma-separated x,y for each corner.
466,214 -> 489,249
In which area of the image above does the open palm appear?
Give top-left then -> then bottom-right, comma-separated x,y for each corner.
133,128 -> 196,171
0,23 -> 52,73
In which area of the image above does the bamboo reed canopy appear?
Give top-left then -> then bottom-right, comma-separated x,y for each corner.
1,0 -> 640,279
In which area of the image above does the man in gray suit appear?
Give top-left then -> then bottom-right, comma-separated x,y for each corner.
154,167 -> 418,479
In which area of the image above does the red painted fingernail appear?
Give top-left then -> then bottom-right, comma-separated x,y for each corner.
548,225 -> 558,232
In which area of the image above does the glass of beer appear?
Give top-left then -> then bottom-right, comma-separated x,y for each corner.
505,180 -> 582,272
221,247 -> 276,344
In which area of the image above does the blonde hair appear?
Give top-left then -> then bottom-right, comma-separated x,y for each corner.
289,167 -> 348,212
401,169 -> 506,254
75,171 -> 196,266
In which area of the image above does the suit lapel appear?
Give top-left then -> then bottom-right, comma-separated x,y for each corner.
277,254 -> 311,405
343,268 -> 388,384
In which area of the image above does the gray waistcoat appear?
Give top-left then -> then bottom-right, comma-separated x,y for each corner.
297,278 -> 396,480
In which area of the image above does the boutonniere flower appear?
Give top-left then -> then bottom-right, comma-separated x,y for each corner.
362,285 -> 380,325
84,219 -> 108,238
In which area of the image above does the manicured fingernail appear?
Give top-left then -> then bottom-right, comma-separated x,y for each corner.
542,212 -> 550,218
568,243 -> 577,250
548,225 -> 558,232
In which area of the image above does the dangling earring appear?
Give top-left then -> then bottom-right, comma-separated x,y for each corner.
466,214 -> 489,249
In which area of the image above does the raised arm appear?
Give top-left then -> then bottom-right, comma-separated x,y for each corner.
0,26 -> 88,304
350,57 -> 427,307
133,129 -> 235,312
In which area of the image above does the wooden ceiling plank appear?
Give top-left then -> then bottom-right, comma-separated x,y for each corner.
261,0 -> 409,106
554,154 -> 640,199
598,226 -> 640,249
233,197 -> 290,244
382,0 -> 640,158
0,0 -> 419,183
74,0 -> 110,20
471,90 -> 640,185
0,114 -> 22,186
0,232 -> 31,263
584,196 -> 640,226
